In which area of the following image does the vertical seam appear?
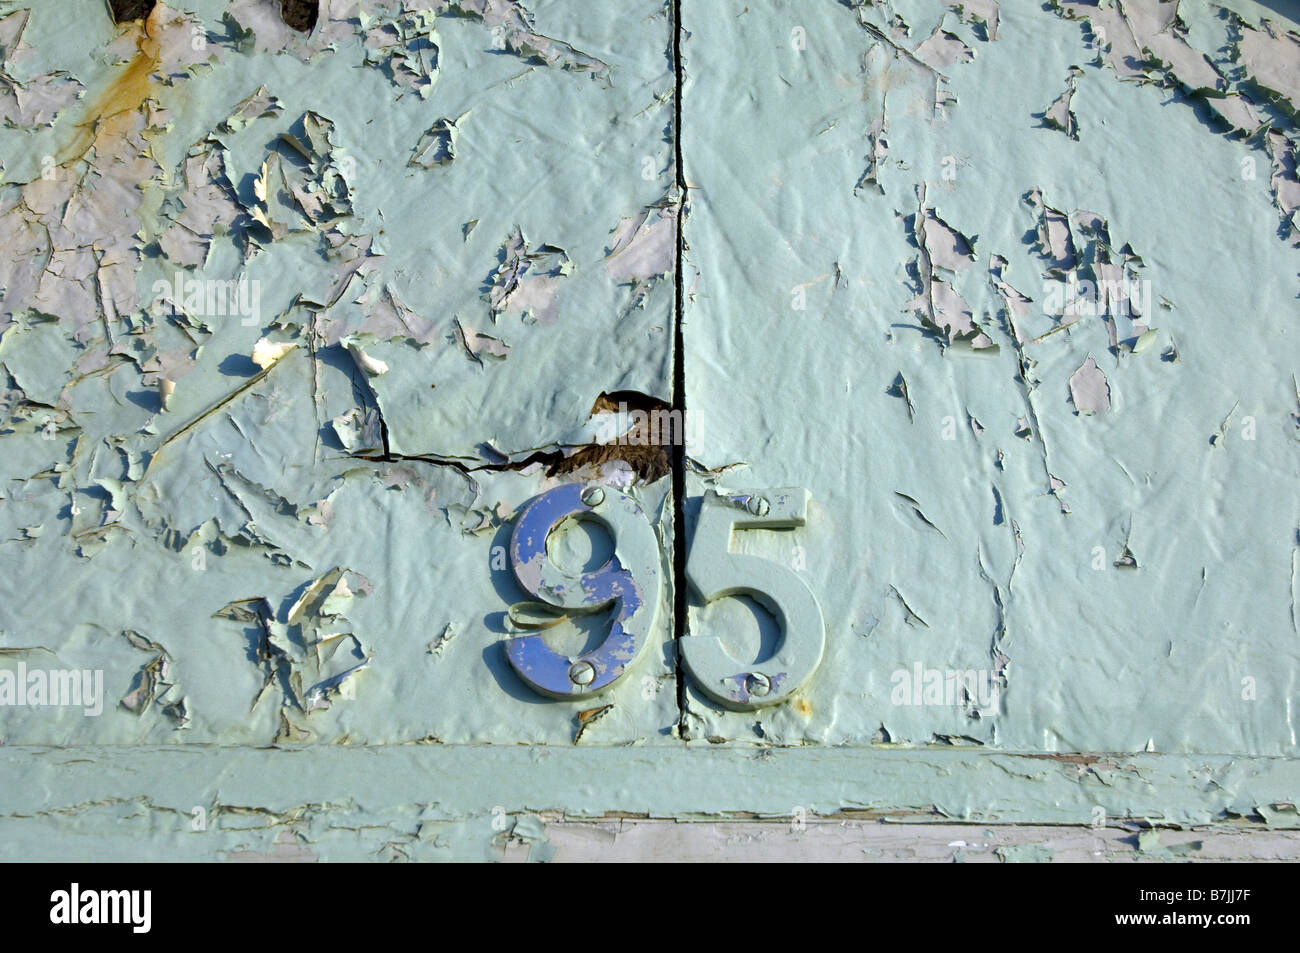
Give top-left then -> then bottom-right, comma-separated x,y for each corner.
670,0 -> 689,733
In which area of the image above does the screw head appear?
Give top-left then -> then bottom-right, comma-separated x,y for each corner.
747,496 -> 770,517
746,672 -> 770,697
569,660 -> 596,686
580,485 -> 605,507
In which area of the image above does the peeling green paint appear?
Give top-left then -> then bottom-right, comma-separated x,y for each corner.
0,0 -> 1297,860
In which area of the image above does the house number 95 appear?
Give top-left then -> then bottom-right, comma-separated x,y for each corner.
503,483 -> 825,710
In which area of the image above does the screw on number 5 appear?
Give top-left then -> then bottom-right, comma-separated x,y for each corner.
501,483 -> 825,711
681,488 -> 825,710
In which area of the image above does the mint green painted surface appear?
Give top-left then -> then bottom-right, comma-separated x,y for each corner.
0,0 -> 679,750
0,0 -> 1296,859
681,0 -> 1300,754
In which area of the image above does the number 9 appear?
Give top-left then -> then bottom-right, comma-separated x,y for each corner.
505,483 -> 662,698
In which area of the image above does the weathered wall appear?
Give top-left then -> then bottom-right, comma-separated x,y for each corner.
0,0 -> 1297,860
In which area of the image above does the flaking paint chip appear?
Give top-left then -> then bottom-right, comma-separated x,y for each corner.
252,338 -> 296,369
1068,357 -> 1110,415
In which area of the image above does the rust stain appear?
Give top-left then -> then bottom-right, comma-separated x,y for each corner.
578,704 -> 613,726
573,703 -> 615,743
58,6 -> 164,165
795,697 -> 813,717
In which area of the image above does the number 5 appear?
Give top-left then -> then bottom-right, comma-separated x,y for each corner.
681,488 -> 825,709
